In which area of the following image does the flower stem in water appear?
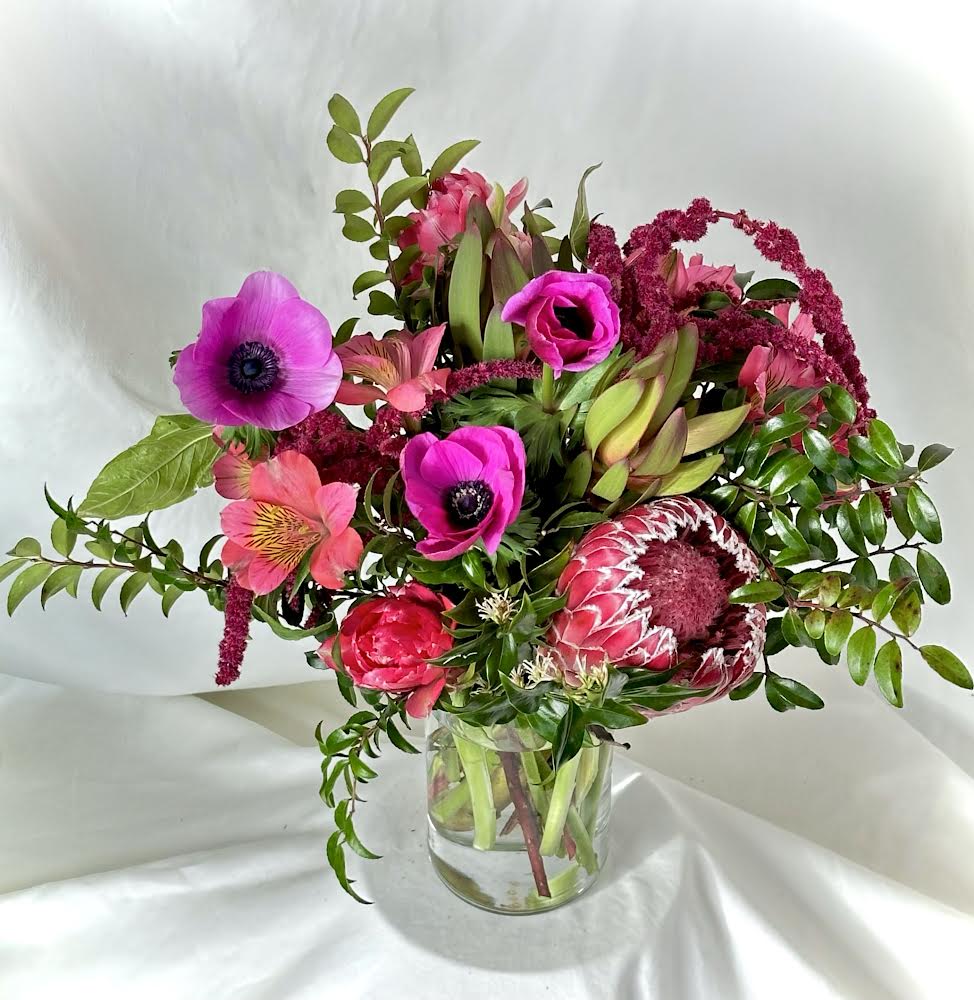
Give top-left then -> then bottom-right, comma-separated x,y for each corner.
539,752 -> 581,856
453,735 -> 496,850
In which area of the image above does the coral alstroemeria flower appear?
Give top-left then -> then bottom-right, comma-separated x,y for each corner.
664,251 -> 742,309
213,442 -> 261,499
220,451 -> 363,594
335,324 -> 450,413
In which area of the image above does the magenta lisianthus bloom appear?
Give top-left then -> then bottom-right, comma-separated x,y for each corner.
501,270 -> 620,374
335,324 -> 450,412
318,582 -> 455,718
400,426 -> 526,561
220,450 -> 363,594
173,271 -> 342,431
397,170 -> 529,281
663,251 -> 742,309
547,497 -> 766,715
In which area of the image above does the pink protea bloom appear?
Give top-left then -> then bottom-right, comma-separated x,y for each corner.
400,426 -> 526,561
664,251 -> 742,309
334,324 -> 450,412
547,497 -> 767,714
173,271 -> 343,431
318,582 -> 454,718
219,450 -> 363,594
397,170 -> 528,279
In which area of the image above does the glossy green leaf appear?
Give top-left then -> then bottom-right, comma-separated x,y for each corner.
367,290 -> 398,316
769,454 -> 814,496
758,411 -> 809,446
728,672 -> 764,701
874,639 -> 903,707
890,494 -> 915,540
804,608 -> 826,639
118,572 -> 149,614
920,645 -> 972,689
890,581 -> 922,637
916,548 -> 951,605
429,139 -> 480,182
858,493 -> 887,547
745,278 -> 800,300
366,86 -> 414,140
729,580 -> 783,604
836,503 -> 868,556
771,676 -> 825,709
868,419 -> 902,468
11,537 -> 41,557
824,609 -> 854,655
906,485 -> 942,543
846,626 -> 876,686
326,125 -> 363,163
822,385 -> 858,425
870,580 -> 900,623
917,443 -> 953,472
79,416 -> 221,519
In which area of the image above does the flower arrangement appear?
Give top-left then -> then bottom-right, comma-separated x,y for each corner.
4,87 -> 968,910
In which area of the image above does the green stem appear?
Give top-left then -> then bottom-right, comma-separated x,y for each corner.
581,743 -> 612,835
575,745 -> 599,804
565,805 -> 598,874
521,750 -> 549,819
541,364 -> 556,413
453,734 -> 496,850
539,752 -> 581,856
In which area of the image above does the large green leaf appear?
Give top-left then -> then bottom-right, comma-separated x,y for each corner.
448,226 -> 485,361
79,416 -> 220,519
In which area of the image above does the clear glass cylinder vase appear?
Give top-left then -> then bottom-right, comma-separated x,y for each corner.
426,710 -> 612,914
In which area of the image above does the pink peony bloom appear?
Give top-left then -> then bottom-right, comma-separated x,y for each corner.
173,271 -> 343,431
663,251 -> 742,309
501,271 -> 620,374
400,426 -> 526,561
547,497 -> 766,714
318,582 -> 454,717
397,170 -> 528,280
219,450 -> 363,594
335,324 -> 450,412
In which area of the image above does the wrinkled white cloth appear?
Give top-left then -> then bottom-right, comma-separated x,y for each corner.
1,0 -> 973,997
1,667 -> 973,1000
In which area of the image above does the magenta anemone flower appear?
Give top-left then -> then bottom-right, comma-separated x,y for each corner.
501,270 -> 620,374
400,426 -> 526,561
220,450 -> 363,594
173,271 -> 342,431
547,497 -> 766,714
334,324 -> 450,412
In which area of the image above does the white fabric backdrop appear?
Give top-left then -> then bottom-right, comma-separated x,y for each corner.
1,1 -> 973,997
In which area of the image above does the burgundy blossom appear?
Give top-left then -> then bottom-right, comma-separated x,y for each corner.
215,576 -> 254,686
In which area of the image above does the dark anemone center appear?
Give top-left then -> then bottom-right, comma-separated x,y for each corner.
553,305 -> 594,339
227,340 -> 280,394
445,479 -> 494,527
